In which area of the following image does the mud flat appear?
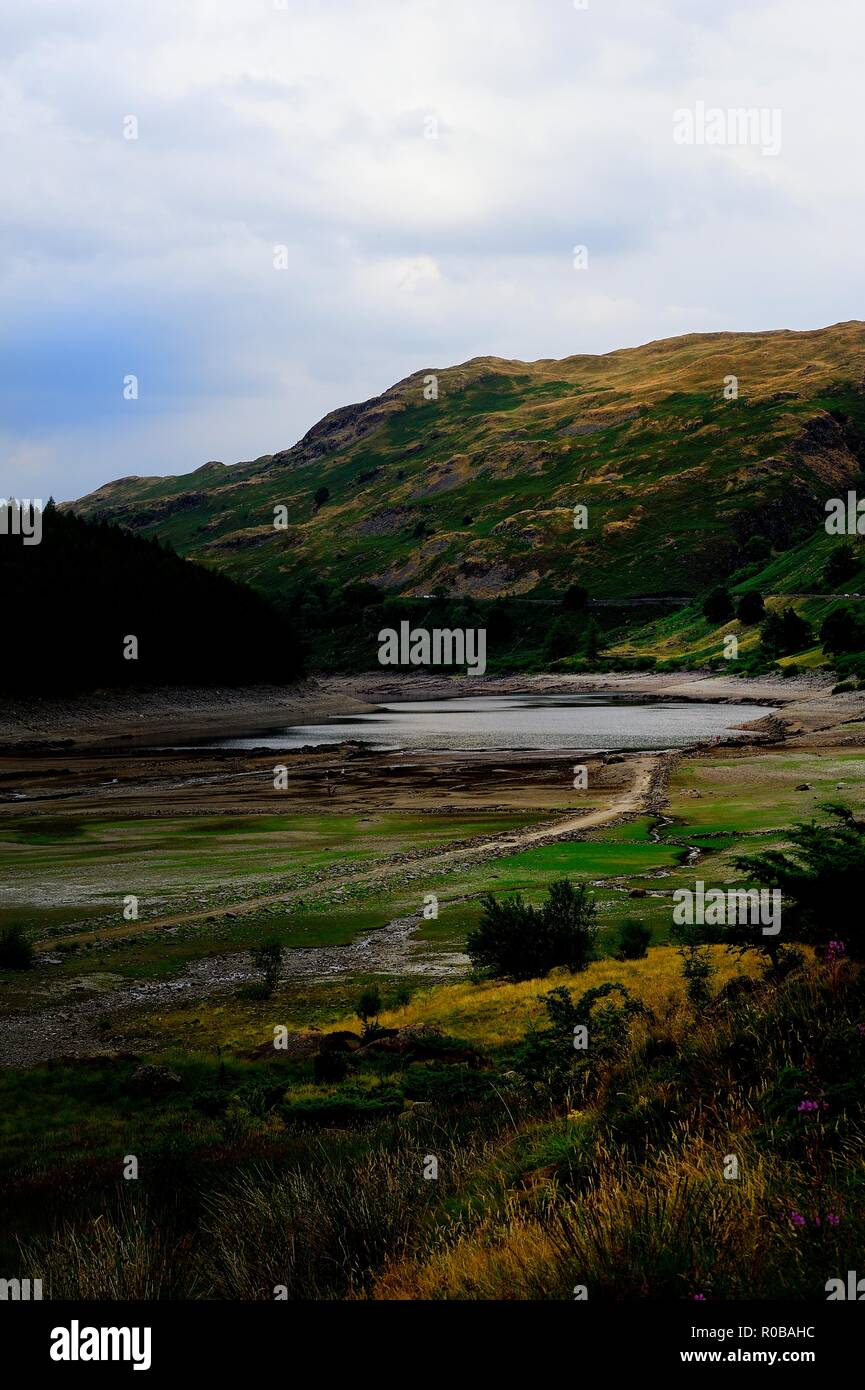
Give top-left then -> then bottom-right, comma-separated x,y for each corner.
1,669 -> 860,750
0,680 -> 376,749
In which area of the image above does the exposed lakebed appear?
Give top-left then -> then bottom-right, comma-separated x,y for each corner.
195,692 -> 774,754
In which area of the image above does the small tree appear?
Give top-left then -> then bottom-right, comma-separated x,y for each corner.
737,590 -> 765,625
313,486 -> 330,508
703,586 -> 734,623
677,934 -> 715,1009
740,535 -> 771,565
615,917 -> 651,960
733,805 -> 865,962
356,985 -> 382,1029
562,583 -> 589,612
249,939 -> 283,997
824,542 -> 859,590
544,614 -> 581,661
821,605 -> 865,656
761,606 -> 812,657
582,617 -> 603,662
0,925 -> 35,971
467,879 -> 598,981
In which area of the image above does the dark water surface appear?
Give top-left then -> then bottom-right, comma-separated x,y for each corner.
198,693 -> 773,754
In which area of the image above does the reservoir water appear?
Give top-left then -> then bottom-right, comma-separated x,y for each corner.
203,693 -> 774,754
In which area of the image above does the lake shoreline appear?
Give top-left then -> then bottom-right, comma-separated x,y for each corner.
0,668 -> 853,750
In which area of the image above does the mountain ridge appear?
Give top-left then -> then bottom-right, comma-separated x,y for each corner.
68,320 -> 865,602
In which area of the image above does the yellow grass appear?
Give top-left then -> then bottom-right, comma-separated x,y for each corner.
326,946 -> 760,1048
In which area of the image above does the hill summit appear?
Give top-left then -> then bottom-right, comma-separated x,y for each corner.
70,321 -> 865,601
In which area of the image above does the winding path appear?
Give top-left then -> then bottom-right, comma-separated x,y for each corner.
0,751 -> 671,1066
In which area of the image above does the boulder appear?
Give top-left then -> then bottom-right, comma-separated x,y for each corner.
319,1030 -> 363,1054
716,975 -> 761,1004
397,1102 -> 434,1125
247,1033 -> 319,1061
125,1064 -> 183,1097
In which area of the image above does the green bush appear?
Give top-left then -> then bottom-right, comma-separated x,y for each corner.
249,939 -> 283,997
615,918 -> 652,960
737,590 -> 765,625
467,879 -> 599,981
703,586 -> 734,623
761,607 -> 812,657
678,938 -> 715,1009
0,924 -> 35,970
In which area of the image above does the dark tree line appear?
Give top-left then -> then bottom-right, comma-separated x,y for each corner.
0,504 -> 304,694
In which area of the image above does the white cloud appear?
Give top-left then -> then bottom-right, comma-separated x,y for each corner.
1,0 -> 863,500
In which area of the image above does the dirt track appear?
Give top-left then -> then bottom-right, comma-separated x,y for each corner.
0,750 -> 669,1066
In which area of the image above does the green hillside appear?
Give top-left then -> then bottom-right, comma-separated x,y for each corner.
68,322 -> 865,607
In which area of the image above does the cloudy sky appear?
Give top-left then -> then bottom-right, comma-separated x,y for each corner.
2,0 -> 863,503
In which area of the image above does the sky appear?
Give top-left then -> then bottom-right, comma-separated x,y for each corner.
1,0 -> 864,503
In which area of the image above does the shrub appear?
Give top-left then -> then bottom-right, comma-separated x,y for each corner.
615,917 -> 652,960
356,985 -> 382,1027
249,940 -> 283,997
761,606 -> 812,657
313,1051 -> 349,1083
678,938 -> 715,1009
733,805 -> 865,961
703,586 -> 734,623
467,879 -> 599,981
824,542 -> 859,590
737,590 -> 765,625
821,605 -> 865,655
740,535 -> 772,564
562,583 -> 589,612
0,924 -> 35,970
514,982 -> 645,1103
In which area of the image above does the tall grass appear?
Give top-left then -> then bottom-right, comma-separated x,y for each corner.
15,952 -> 865,1300
21,1203 -> 195,1300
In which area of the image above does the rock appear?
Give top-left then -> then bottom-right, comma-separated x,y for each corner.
355,1037 -> 403,1055
48,1052 -> 141,1070
318,1030 -> 363,1053
247,1033 -> 318,1061
629,888 -> 647,898
125,1064 -> 183,1097
716,975 -> 761,1003
795,783 -> 812,790
604,753 -> 626,764
518,1163 -> 559,1190
400,1024 -> 443,1042
397,1102 -> 434,1125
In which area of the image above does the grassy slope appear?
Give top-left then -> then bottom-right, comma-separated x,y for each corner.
3,747 -> 863,1023
609,524 -> 865,667
68,322 -> 865,606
